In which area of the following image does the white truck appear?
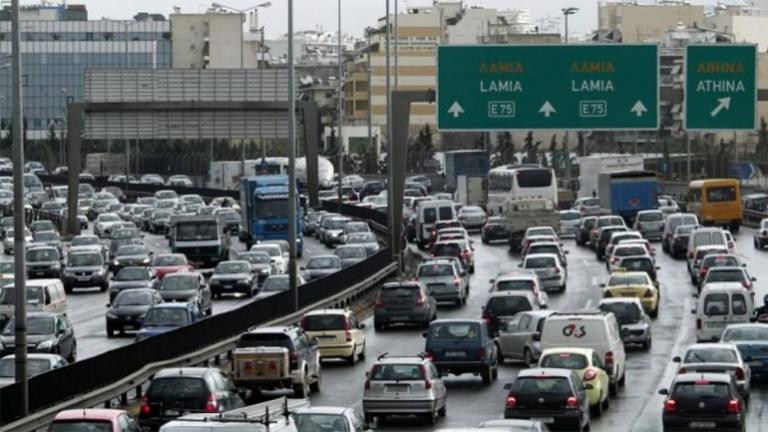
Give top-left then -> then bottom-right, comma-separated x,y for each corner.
208,157 -> 334,190
503,198 -> 559,252
455,175 -> 484,207
577,155 -> 644,198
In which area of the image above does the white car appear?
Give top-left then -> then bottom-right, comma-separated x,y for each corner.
250,244 -> 286,274
559,210 -> 581,238
519,253 -> 567,292
606,243 -> 651,272
3,227 -> 32,255
94,213 -> 122,238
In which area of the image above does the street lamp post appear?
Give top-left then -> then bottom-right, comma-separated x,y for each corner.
561,7 -> 578,44
287,0 -> 298,312
562,7 -> 578,183
366,27 -> 374,172
337,0 -> 344,209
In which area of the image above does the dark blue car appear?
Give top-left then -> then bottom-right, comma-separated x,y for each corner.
135,302 -> 202,342
720,323 -> 768,376
423,319 -> 498,385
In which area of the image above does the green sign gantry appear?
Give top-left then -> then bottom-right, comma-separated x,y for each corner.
436,44 -> 659,131
685,44 -> 757,131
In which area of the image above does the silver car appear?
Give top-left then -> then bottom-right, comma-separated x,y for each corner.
598,298 -> 652,350
559,210 -> 581,238
495,310 -> 556,367
519,253 -> 567,292
673,343 -> 751,399
362,354 -> 447,425
633,210 -> 665,241
458,206 -> 487,230
416,258 -> 469,306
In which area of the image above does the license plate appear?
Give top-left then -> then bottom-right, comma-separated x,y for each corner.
163,409 -> 181,417
386,384 -> 408,392
690,422 -> 716,429
34,271 -> 44,276
77,276 -> 90,281
392,316 -> 408,321
532,417 -> 554,424
445,351 -> 466,358
317,335 -> 334,339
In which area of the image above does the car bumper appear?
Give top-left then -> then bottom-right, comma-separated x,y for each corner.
672,242 -> 688,255
622,328 -> 650,344
433,360 -> 486,375
483,231 -> 508,241
662,414 -> 743,431
540,276 -> 565,290
63,274 -> 107,287
363,399 -> 435,414
318,343 -> 355,359
375,310 -> 431,325
504,409 -> 583,430
106,317 -> 143,330
211,282 -> 251,294
640,230 -> 663,240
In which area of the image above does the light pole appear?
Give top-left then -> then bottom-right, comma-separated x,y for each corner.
60,88 -> 68,167
212,2 -> 272,178
336,0 -> 344,209
287,0 -> 298,312
562,7 -> 578,183
561,7 -> 578,44
394,0 -> 398,90
385,0 -> 394,255
366,27 -> 374,171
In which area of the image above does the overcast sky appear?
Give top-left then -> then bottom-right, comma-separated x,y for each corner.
52,0 -> 716,39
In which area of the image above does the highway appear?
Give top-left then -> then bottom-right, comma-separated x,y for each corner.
304,226 -> 768,431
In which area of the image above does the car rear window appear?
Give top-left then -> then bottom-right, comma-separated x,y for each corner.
433,244 -> 461,257
703,256 -> 739,268
148,377 -> 208,400
524,257 -> 555,268
705,270 -> 744,283
486,296 -> 533,315
302,315 -> 347,331
638,212 -> 663,222
673,382 -> 731,398
237,333 -> 292,349
694,232 -> 726,247
511,377 -> 572,395
706,186 -> 737,203
608,274 -> 648,286
703,293 -> 729,316
620,258 -> 653,273
496,279 -> 534,292
540,352 -> 589,370
529,245 -> 559,256
418,264 -> 454,277
684,348 -> 738,363
51,421 -> 113,432
599,302 -> 641,325
380,286 -> 419,299
614,246 -> 646,257
370,364 -> 424,381
424,208 -> 437,224
438,207 -> 454,220
429,323 -> 479,340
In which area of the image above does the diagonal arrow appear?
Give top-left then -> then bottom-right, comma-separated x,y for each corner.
447,101 -> 465,118
539,101 -> 556,118
710,97 -> 731,117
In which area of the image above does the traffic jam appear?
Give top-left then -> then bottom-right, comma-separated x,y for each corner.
3,159 -> 768,432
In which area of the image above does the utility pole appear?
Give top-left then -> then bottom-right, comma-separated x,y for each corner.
11,0 -> 27,415
385,0 -> 395,262
287,0 -> 298,312
366,27 -> 373,173
394,0 -> 398,90
336,0 -> 344,210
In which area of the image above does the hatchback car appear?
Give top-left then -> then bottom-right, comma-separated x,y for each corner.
698,255 -> 745,290
135,303 -> 202,342
595,226 -> 629,260
138,367 -> 244,431
424,319 -> 498,385
374,282 -> 437,331
320,217 -> 352,248
209,261 -> 257,298
62,249 -> 109,293
51,409 -> 140,432
489,271 -> 547,308
700,267 -> 755,294
25,245 -> 62,279
109,266 -> 159,303
538,348 -> 611,416
237,251 -> 273,283
606,243 -> 650,272
590,215 -> 626,250
659,373 -> 745,432
106,288 -> 164,337
601,270 -> 659,318
0,353 -> 68,388
575,216 -> 598,247
458,206 -> 487,230
689,245 -> 730,285
495,310 -> 556,367
345,232 -> 380,257
362,354 -> 446,425
0,312 -> 76,362
633,210 -> 664,241
481,216 -> 508,244
604,231 -> 643,259
503,368 -> 591,431
416,259 -> 469,306
520,254 -> 567,292
260,274 -> 306,293
302,255 -> 343,281
157,272 -> 212,316
598,298 -> 652,349
292,406 -> 372,432
333,245 -> 367,268
673,343 -> 751,399
482,291 -> 540,337
151,254 -> 193,279
431,240 -> 474,273
300,309 -> 366,365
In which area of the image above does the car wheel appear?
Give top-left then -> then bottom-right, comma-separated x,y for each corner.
310,369 -> 321,393
68,343 -> 77,363
524,349 -> 534,368
374,322 -> 383,332
481,364 -> 493,385
650,307 -> 658,319
106,327 -> 114,338
609,379 -> 619,396
602,393 -> 610,410
619,371 -> 626,387
206,306 -> 213,316
100,283 -> 108,293
592,391 -> 604,417
347,345 -> 358,366
425,406 -> 438,425
358,342 -> 366,361
438,399 -> 447,417
364,413 -> 374,425
293,374 -> 310,398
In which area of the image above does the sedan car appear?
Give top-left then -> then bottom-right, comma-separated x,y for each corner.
209,260 -> 257,298
135,303 -> 202,342
157,272 -> 212,316
25,245 -> 62,279
106,288 -> 164,337
111,244 -> 152,273
416,258 -> 469,306
659,373 -> 746,432
0,312 -> 76,362
673,343 -> 751,400
598,298 -> 652,349
0,353 -> 68,388
151,254 -> 193,279
458,206 -> 488,230
302,255 -> 343,281
601,270 -> 659,318
334,245 -> 367,268
519,253 -> 566,292
538,348 -> 610,416
345,232 -> 380,257
109,266 -> 159,303
237,251 -> 273,283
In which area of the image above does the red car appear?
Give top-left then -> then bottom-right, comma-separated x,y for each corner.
151,253 -> 193,279
51,409 -> 139,432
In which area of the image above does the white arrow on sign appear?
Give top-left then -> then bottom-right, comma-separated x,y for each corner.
447,101 -> 465,118
710,97 -> 731,117
630,100 -> 648,117
539,101 -> 556,118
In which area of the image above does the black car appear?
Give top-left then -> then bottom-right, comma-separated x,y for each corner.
345,232 -> 380,257
374,282 -> 437,331
660,372 -> 745,432
106,288 -> 164,337
111,244 -> 153,273
481,216 -> 509,244
0,312 -> 77,363
575,216 -> 598,247
617,255 -> 659,283
25,245 -> 63,279
209,260 -> 257,298
149,210 -> 173,234
138,367 -> 244,431
108,237 -> 144,261
360,181 -> 385,200
237,251 -> 273,283
670,224 -> 697,259
596,226 -> 628,260
157,272 -> 212,316
504,368 -> 591,431
62,249 -> 109,293
109,266 -> 159,303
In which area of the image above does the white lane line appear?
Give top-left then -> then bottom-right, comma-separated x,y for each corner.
584,299 -> 593,310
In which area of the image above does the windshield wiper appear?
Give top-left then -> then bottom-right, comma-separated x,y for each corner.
691,351 -> 707,363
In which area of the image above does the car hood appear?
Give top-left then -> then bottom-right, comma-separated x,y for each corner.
0,334 -> 54,345
159,290 -> 198,302
112,305 -> 151,316
340,258 -> 363,268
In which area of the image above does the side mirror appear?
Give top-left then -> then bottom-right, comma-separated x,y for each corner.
599,283 -> 606,288
531,332 -> 541,342
672,356 -> 681,363
106,303 -> 110,308
299,266 -> 305,270
751,277 -> 757,282
564,250 -> 570,254
422,331 -> 428,338
489,279 -> 495,284
655,266 -> 661,270
742,263 -> 747,267
658,388 -> 669,396
620,327 -> 630,339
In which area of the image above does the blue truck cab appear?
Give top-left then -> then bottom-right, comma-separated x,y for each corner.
239,175 -> 304,257
598,170 -> 658,225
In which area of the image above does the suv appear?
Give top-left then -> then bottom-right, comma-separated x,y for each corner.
416,258 -> 469,306
231,326 -> 321,398
598,298 -> 652,350
362,354 -> 446,425
138,367 -> 244,431
374,282 -> 437,331
300,309 -> 366,365
157,272 -> 212,317
659,373 -> 745,432
575,216 -> 598,246
423,319 -> 498,385
482,291 -> 541,337
431,240 -> 474,273
26,245 -> 62,279
62,249 -> 109,293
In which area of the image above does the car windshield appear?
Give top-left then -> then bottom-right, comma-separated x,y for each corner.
68,253 -> 100,267
335,247 -> 366,259
429,323 -> 479,340
524,257 -> 555,268
370,364 -> 424,381
292,414 -> 349,432
72,237 -> 98,247
160,276 -> 196,291
496,279 -> 534,292
684,348 -> 738,363
600,302 -> 641,325
512,377 -> 572,395
672,382 -> 731,399
115,290 -> 154,306
722,326 -> 768,341
347,233 -> 376,243
3,315 -> 54,335
614,246 -> 646,257
0,357 -> 52,378
154,255 -> 185,266
176,222 -> 217,241
34,232 -> 57,242
638,212 -> 663,222
540,353 -> 589,370
418,264 -> 454,277
143,308 -> 189,327
27,249 -> 57,261
302,314 -> 346,331
262,277 -> 289,292
117,246 -> 147,257
705,270 -> 745,283
215,262 -> 249,274
486,296 -> 533,315
99,215 -> 119,222
115,268 -> 149,281
581,198 -> 600,206
307,257 -> 340,269
608,275 -> 649,286
327,219 -> 347,230
240,252 -> 270,264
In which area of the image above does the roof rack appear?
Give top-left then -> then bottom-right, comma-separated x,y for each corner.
376,352 -> 426,361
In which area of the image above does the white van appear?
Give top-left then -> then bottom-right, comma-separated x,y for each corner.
695,284 -> 753,342
539,312 -> 626,394
0,279 -> 67,325
416,200 -> 457,248
686,227 -> 727,268
662,213 -> 698,252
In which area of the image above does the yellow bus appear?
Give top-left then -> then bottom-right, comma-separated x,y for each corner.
687,179 -> 742,231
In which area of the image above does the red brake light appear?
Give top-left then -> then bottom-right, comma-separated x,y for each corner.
696,319 -> 702,330
566,396 -> 578,408
420,364 -> 432,389
741,280 -> 751,289
678,367 -> 687,374
453,277 -> 460,287
482,311 -> 491,325
604,351 -> 614,366
416,294 -> 425,307
554,267 -> 561,274
205,394 -> 218,413
140,395 -> 151,415
300,316 -> 308,329
583,368 -> 597,382
735,367 -> 745,380
375,295 -> 384,308
506,396 -> 518,408
290,351 -> 298,362
727,399 -> 740,414
476,348 -> 486,361
665,399 -> 677,413
425,350 -> 434,360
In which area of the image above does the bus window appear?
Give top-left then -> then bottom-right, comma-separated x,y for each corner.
706,186 -> 737,203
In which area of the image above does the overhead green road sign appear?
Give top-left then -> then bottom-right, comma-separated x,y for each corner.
685,44 -> 757,131
436,44 -> 659,131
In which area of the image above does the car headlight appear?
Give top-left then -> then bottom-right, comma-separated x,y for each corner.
142,258 -> 151,265
95,267 -> 106,276
260,269 -> 270,274
106,310 -> 118,319
36,340 -> 53,350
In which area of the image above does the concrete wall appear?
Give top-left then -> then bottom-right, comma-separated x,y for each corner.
706,14 -> 768,52
599,4 -> 705,42
172,13 -> 243,69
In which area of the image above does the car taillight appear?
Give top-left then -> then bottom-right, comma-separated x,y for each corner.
140,395 -> 151,415
420,365 -> 432,389
611,256 -> 619,264
665,399 -> 677,413
453,277 -> 460,287
727,399 -> 740,414
416,294 -> 425,307
205,394 -> 218,413
696,318 -> 702,330
741,280 -> 751,289
344,317 -> 352,342
364,377 -> 371,390
506,396 -> 518,408
700,267 -> 708,277
583,368 -> 597,382
462,250 -> 471,259
678,367 -> 687,374
566,396 -> 578,409
735,367 -> 745,380
476,348 -> 485,361
688,251 -> 694,259
300,316 -> 308,329
290,350 -> 298,362
431,229 -> 437,238
375,295 -> 384,308
604,351 -> 614,367
644,289 -> 654,298
425,350 -> 434,360
482,311 -> 491,325
554,267 -> 561,274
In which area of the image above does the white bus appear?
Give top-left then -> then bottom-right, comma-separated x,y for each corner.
486,164 -> 558,215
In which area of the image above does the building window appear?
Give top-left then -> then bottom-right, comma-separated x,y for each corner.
104,32 -> 113,41
162,32 -> 171,40
85,32 -> 94,41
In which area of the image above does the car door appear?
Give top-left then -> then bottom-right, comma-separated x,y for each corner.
349,315 -> 365,347
428,361 -> 447,403
56,315 -> 74,358
497,314 -> 523,359
592,351 -> 610,397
